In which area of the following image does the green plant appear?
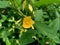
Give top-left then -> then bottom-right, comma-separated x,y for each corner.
0,0 -> 60,45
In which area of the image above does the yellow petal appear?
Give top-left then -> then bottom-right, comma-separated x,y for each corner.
32,25 -> 34,29
23,16 -> 34,28
28,4 -> 33,12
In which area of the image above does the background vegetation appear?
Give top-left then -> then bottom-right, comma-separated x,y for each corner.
0,0 -> 60,45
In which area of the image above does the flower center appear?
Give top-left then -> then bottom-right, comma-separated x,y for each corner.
26,22 -> 29,24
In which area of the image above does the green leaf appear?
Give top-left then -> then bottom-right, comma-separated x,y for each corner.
34,21 -> 60,43
15,0 -> 22,6
34,9 -> 43,21
5,38 -> 11,45
0,1 -> 10,8
20,29 -> 37,45
33,0 -> 60,7
55,11 -> 60,30
49,11 -> 60,31
0,30 -> 11,45
14,0 -> 22,9
49,18 -> 59,32
1,15 -> 7,22
0,22 -> 2,29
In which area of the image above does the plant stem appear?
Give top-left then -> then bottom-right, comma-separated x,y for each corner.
10,0 -> 26,17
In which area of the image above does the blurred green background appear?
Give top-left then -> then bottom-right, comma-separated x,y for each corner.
0,0 -> 60,45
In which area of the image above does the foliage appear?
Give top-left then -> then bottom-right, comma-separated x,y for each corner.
0,0 -> 60,45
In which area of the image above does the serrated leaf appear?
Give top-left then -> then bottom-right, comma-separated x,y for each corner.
34,21 -> 60,43
34,9 -> 43,21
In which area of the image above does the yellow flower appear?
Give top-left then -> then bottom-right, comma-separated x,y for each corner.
23,16 -> 34,28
